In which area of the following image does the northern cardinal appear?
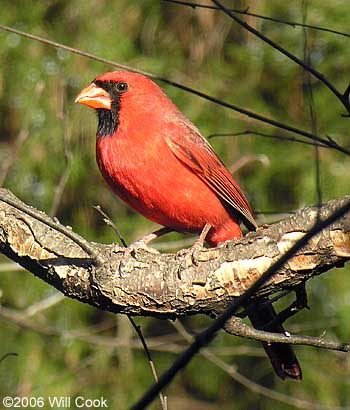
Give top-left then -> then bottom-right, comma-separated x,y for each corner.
75,70 -> 302,380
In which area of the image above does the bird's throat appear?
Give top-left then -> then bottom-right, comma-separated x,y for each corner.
96,107 -> 119,137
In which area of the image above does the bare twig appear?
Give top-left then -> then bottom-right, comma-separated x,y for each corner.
164,0 -> 350,38
128,317 -> 167,410
207,130 -> 331,148
0,305 -> 180,353
211,0 -> 350,114
93,205 -> 127,247
224,317 -> 350,352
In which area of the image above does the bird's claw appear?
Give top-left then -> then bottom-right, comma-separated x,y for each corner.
176,224 -> 211,269
177,240 -> 204,267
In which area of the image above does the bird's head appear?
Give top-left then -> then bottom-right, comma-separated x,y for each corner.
75,70 -> 170,137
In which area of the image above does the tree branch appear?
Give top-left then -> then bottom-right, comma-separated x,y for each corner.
224,317 -> 350,352
0,188 -> 349,319
164,0 -> 350,38
212,0 -> 350,114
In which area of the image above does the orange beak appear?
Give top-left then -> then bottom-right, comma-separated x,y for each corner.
75,83 -> 112,110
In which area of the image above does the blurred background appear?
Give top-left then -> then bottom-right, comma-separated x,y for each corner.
0,1 -> 349,409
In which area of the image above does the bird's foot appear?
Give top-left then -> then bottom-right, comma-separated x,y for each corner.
177,241 -> 203,267
176,224 -> 211,266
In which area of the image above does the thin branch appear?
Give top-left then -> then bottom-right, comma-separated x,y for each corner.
224,317 -> 350,352
164,0 -> 350,38
128,317 -> 167,410
131,200 -> 350,410
0,24 -> 348,155
211,0 -> 350,114
93,205 -> 127,247
207,130 -> 331,148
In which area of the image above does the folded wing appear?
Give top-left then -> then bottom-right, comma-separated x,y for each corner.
165,121 -> 257,231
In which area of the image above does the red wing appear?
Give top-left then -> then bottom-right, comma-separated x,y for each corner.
165,122 -> 257,231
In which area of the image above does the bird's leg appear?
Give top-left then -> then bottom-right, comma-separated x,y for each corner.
118,227 -> 173,276
131,227 -> 174,247
177,223 -> 212,266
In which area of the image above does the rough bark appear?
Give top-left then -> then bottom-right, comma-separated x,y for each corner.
0,188 -> 349,318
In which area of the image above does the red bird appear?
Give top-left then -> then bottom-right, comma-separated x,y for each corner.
75,70 -> 302,380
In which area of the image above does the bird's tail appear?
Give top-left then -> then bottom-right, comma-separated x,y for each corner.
247,301 -> 302,381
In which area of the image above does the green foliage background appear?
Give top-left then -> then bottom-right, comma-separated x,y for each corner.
0,1 -> 349,409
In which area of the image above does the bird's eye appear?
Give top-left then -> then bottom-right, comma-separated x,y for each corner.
115,82 -> 128,93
